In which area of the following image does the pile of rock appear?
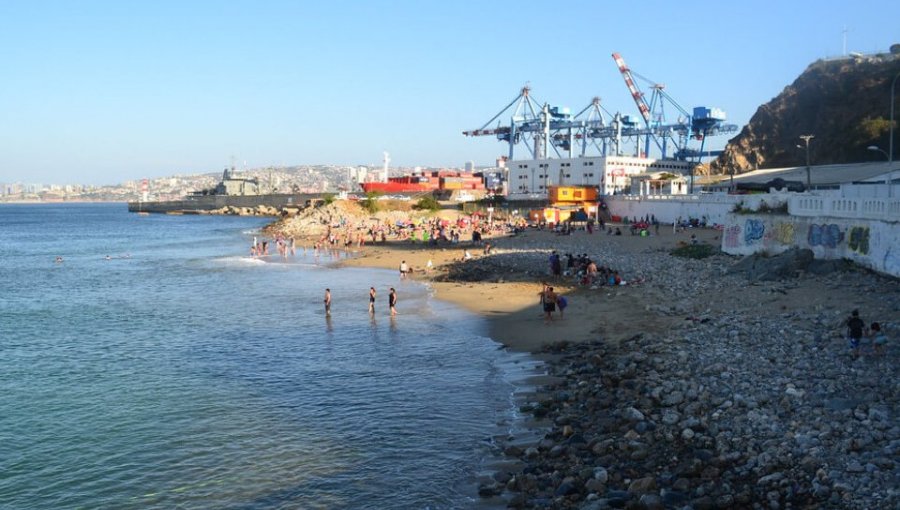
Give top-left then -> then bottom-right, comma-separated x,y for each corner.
485,269 -> 898,509
200,205 -> 290,217
266,201 -> 428,241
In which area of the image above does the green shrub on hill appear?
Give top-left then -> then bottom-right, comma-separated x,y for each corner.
671,244 -> 716,259
362,191 -> 382,213
414,195 -> 441,212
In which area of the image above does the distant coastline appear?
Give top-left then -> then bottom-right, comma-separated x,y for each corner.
0,199 -> 129,204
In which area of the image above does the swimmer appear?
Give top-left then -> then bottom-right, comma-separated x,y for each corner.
55,256 -> 63,263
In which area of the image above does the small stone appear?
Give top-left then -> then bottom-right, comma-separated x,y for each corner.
663,391 -> 685,406
785,387 -> 805,398
625,406 -> 645,421
682,428 -> 695,440
585,478 -> 606,493
628,476 -> 657,494
845,460 -> 864,473
757,472 -> 784,485
555,480 -> 577,496
662,410 -> 680,425
639,493 -> 664,509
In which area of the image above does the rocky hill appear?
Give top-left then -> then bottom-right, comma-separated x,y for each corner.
712,52 -> 900,174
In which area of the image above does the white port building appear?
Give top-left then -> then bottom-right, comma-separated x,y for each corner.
505,156 -> 693,200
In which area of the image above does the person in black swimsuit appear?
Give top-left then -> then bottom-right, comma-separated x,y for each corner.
389,288 -> 397,316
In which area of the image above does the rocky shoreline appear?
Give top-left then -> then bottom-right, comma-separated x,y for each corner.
477,258 -> 898,509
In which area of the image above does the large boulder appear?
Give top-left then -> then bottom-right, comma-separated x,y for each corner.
729,247 -> 815,281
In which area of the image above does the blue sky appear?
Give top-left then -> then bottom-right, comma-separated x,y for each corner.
1,0 -> 898,185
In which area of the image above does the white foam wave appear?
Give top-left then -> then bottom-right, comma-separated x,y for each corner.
216,256 -> 267,266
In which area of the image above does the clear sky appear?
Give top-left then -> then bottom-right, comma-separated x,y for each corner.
1,0 -> 898,185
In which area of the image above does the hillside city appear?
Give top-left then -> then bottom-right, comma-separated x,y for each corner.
0,164 -> 464,203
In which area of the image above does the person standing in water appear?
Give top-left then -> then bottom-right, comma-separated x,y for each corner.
368,287 -> 376,314
324,288 -> 332,317
388,287 -> 398,316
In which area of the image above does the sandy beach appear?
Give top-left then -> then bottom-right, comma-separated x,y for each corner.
339,224 -> 772,351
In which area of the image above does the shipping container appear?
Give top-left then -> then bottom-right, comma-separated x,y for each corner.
549,185 -> 597,203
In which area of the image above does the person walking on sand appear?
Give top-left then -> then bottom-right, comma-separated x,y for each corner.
388,287 -> 398,316
324,288 -> 332,317
542,286 -> 557,323
369,287 -> 376,314
538,282 -> 549,317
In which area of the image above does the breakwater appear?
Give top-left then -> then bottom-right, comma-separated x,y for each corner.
127,193 -> 323,214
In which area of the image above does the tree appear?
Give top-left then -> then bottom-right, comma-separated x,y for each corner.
322,193 -> 336,205
362,191 -> 382,213
414,195 -> 441,212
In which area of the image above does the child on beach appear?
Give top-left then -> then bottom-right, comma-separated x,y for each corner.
870,322 -> 887,356
845,309 -> 866,357
556,294 -> 568,319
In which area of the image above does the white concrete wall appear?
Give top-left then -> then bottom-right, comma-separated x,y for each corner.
605,193 -> 790,225
790,194 -> 900,221
720,214 -> 900,277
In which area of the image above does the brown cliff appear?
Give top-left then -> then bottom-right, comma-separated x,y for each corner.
712,53 -> 900,174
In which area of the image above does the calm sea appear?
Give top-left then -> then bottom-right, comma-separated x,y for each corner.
0,203 -> 538,510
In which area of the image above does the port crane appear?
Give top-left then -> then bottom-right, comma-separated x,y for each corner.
611,52 -> 738,161
464,54 -> 738,163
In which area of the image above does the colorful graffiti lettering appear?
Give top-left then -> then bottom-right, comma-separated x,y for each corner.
772,222 -> 795,245
807,224 -> 842,249
884,248 -> 900,275
743,219 -> 765,245
724,225 -> 742,248
848,226 -> 870,254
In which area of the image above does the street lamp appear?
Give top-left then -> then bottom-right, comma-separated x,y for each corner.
798,135 -> 814,191
868,145 -> 889,159
888,70 -> 900,198
869,145 -> 891,198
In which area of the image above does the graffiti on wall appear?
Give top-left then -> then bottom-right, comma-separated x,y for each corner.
743,219 -> 765,245
885,248 -> 900,275
724,225 -> 742,248
848,226 -> 870,255
771,222 -> 795,245
807,224 -> 842,249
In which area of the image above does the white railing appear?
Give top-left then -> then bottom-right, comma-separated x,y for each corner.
789,195 -> 900,221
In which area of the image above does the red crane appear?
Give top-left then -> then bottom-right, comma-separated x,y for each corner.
611,52 -> 651,125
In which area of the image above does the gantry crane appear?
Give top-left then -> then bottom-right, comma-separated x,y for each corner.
464,56 -> 737,163
611,52 -> 738,161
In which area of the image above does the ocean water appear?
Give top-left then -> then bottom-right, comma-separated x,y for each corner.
0,203 -> 538,509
